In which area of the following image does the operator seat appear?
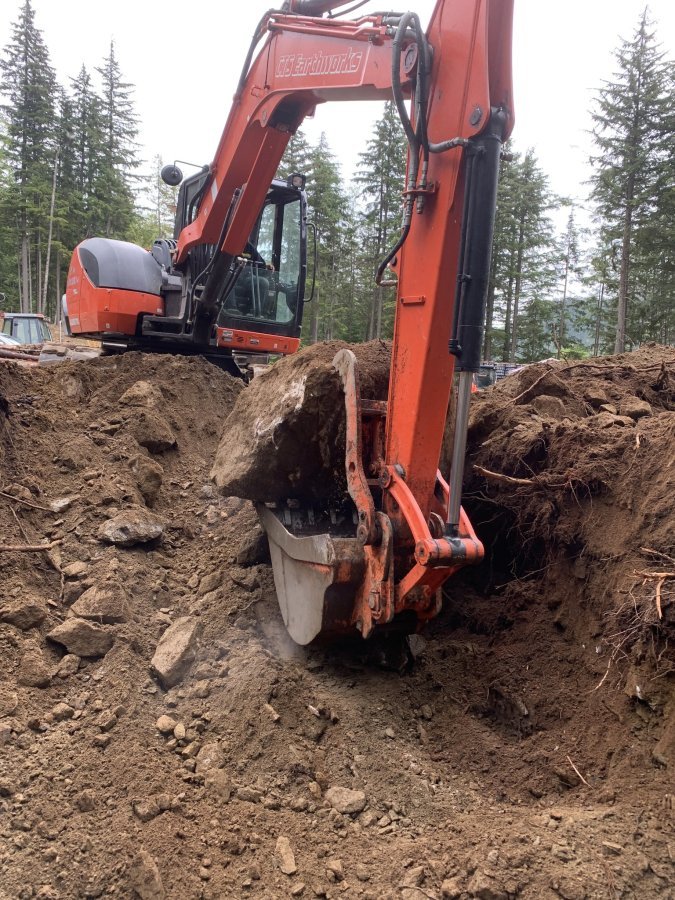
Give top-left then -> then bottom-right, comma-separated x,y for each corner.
232,266 -> 271,317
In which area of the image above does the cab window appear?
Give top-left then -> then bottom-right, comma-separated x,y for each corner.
220,195 -> 302,327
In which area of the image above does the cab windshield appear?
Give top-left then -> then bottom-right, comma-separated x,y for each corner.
219,190 -> 303,329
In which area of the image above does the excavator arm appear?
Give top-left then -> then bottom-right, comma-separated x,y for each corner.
194,0 -> 514,642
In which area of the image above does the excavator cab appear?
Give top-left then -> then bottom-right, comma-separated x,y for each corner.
215,179 -> 308,363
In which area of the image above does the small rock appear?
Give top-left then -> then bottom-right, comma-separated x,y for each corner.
195,742 -> 225,774
236,786 -> 262,803
358,810 -> 378,827
70,581 -> 131,624
173,722 -> 186,740
96,711 -> 117,731
601,841 -> 623,856
93,734 -> 111,749
0,777 -> 16,797
74,789 -> 97,812
98,506 -> 165,547
236,529 -> 271,567
531,394 -> 567,420
0,689 -> 19,717
465,870 -> 507,900
51,497 -> 75,514
593,411 -> 619,429
155,715 -> 177,735
47,618 -> 114,658
275,836 -> 297,875
198,572 -> 221,595
326,859 -> 343,882
324,786 -> 367,815
291,885 -> 306,898
583,387 -> 608,407
119,381 -> 164,408
129,455 -> 164,507
150,616 -> 201,689
52,702 -> 75,722
18,647 -> 52,688
441,878 -> 463,899
355,864 -> 370,882
401,866 -> 425,888
55,654 -> 80,678
619,397 -> 652,420
62,561 -> 88,579
132,798 -> 161,822
192,680 -> 211,699
181,740 -> 200,759
264,703 -> 281,723
0,597 -> 48,630
128,849 -> 165,900
128,410 -> 177,454
204,769 -> 232,800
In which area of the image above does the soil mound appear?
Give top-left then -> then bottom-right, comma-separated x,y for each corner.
0,344 -> 673,899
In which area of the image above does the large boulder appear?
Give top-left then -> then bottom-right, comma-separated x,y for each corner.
211,341 -> 390,503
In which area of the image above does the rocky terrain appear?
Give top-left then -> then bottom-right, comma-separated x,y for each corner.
0,345 -> 673,899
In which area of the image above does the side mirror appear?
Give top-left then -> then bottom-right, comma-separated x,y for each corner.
161,164 -> 183,186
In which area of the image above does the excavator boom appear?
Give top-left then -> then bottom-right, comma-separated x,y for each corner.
198,0 -> 514,641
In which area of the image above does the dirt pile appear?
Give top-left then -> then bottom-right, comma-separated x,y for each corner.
211,340 -> 390,503
0,343 -> 673,900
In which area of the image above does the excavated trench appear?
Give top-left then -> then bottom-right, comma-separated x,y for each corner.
0,344 -> 673,899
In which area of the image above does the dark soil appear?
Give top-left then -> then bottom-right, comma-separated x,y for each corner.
0,344 -> 673,900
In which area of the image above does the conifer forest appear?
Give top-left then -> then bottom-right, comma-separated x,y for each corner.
1,0 -> 674,361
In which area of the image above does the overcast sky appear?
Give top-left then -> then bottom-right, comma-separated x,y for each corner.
2,1 -> 674,215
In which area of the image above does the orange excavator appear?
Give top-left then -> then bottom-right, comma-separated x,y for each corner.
66,0 -> 514,642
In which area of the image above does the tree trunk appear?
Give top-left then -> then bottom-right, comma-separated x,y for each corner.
42,148 -> 60,316
558,254 -> 570,359
615,194 -> 633,354
483,245 -> 498,360
36,242 -> 42,315
593,279 -> 605,357
21,232 -> 30,312
55,250 -> 62,327
509,216 -> 526,362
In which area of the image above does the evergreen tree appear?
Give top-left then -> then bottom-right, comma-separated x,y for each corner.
94,40 -> 140,237
486,148 -> 558,361
293,133 -> 349,343
589,11 -> 672,352
355,102 -> 406,339
0,0 -> 57,311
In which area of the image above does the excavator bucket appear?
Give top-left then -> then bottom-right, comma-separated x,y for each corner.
259,350 -> 395,644
258,348 -> 485,645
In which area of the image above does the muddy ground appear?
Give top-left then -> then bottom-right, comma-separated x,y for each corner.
0,346 -> 673,900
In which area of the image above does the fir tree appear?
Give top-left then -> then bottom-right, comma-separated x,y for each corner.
590,11 -> 672,352
0,0 -> 57,311
94,40 -> 140,237
355,102 -> 406,339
